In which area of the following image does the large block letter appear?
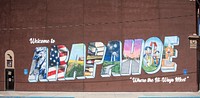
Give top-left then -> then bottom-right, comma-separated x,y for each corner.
142,37 -> 163,74
121,39 -> 144,76
28,47 -> 48,82
47,45 -> 69,81
85,42 -> 106,78
57,45 -> 69,80
161,36 -> 179,72
65,43 -> 86,80
101,41 -> 122,77
47,45 -> 59,81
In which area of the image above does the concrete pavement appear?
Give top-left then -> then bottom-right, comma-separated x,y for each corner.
0,91 -> 200,98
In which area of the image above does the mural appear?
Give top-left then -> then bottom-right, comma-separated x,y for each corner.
57,45 -> 69,80
28,47 -> 48,82
28,36 -> 179,82
65,44 -> 86,80
122,39 -> 144,76
101,41 -> 122,77
142,37 -> 163,74
47,45 -> 59,81
161,36 -> 179,72
85,42 -> 106,78
47,45 -> 69,81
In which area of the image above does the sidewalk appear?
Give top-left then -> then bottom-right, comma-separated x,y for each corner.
0,91 -> 200,98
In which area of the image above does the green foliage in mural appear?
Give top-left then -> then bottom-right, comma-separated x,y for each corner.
102,61 -> 120,74
65,61 -> 84,77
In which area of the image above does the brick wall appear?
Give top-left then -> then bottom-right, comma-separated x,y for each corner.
0,0 -> 198,91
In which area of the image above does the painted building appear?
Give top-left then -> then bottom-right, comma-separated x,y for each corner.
0,0 -> 199,91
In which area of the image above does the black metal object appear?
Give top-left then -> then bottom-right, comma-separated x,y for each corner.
5,69 -> 14,91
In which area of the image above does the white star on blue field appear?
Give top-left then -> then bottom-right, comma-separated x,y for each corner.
104,41 -> 121,62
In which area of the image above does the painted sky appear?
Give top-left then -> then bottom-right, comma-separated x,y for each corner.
104,41 -> 121,61
164,36 -> 179,46
69,44 -> 86,60
123,39 -> 143,58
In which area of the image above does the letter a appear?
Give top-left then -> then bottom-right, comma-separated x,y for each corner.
65,43 -> 86,80
101,41 -> 122,77
28,47 -> 48,82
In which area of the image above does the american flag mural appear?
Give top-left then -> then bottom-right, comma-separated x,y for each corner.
47,45 -> 59,81
47,45 -> 69,81
28,47 -> 48,82
57,45 -> 69,80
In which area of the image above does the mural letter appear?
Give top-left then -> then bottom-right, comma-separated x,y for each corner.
28,47 -> 48,82
122,39 -> 144,76
101,41 -> 122,77
161,36 -> 179,72
65,43 -> 86,80
85,42 -> 106,78
47,45 -> 59,81
57,45 -> 69,80
142,37 -> 163,74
